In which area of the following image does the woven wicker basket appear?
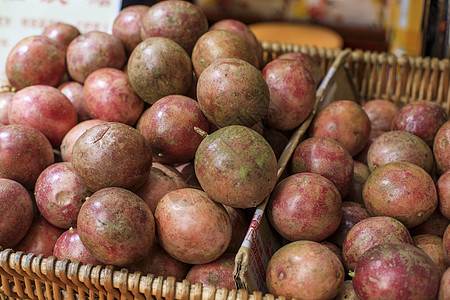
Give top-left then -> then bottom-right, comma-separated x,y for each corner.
1,43 -> 449,300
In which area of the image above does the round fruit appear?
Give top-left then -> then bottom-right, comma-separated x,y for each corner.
353,243 -> 440,300
194,125 -> 278,208
155,188 -> 232,264
72,122 -> 153,192
135,163 -> 188,213
197,58 -> 270,128
9,85 -> 78,148
60,119 -> 106,163
392,100 -> 448,146
413,234 -> 448,276
83,67 -> 144,125
34,162 -> 91,229
434,120 -> 450,174
362,161 -> 438,228
140,0 -> 208,54
192,30 -> 259,77
262,58 -> 316,131
77,187 -> 155,266
66,31 -> 126,83
15,215 -> 64,258
127,37 -> 193,105
112,5 -> 149,55
0,125 -> 54,190
309,100 -> 371,156
6,35 -> 66,90
136,95 -> 209,164
362,99 -> 399,132
267,172 -> 342,241
42,22 -> 80,48
185,252 -> 236,290
290,136 -> 354,198
342,216 -> 413,271
0,178 -> 34,248
367,130 -> 434,174
277,52 -> 323,84
266,240 -> 344,299
53,227 -> 103,266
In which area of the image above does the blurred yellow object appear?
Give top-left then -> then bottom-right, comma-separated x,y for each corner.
249,22 -> 344,49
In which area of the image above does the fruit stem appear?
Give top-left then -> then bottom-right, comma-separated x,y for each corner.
348,270 -> 355,278
194,127 -> 208,138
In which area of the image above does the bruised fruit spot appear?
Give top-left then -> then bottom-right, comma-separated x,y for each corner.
440,138 -> 449,148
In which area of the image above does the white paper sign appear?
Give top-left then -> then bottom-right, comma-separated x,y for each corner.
0,0 -> 122,82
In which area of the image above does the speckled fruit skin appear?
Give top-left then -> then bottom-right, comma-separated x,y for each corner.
262,58 -> 316,131
197,58 -> 270,128
209,19 -> 263,69
410,209 -> 449,237
266,240 -> 345,299
342,216 -> 413,272
443,224 -> 450,262
155,188 -> 231,264
72,122 -> 153,192
413,234 -> 448,276
112,5 -> 149,56
223,205 -> 249,253
42,22 -> 80,48
6,35 -> 66,90
354,129 -> 385,165
291,136 -> 354,198
60,119 -> 106,163
434,121 -> 450,174
345,161 -> 370,204
392,100 -> 448,146
278,52 -> 323,84
8,85 -> 78,148
0,92 -> 13,125
77,187 -> 155,266
309,100 -> 371,156
194,125 -> 278,208
353,243 -> 440,300
363,161 -> 438,228
53,227 -> 103,266
439,267 -> 450,300
262,128 -> 289,160
127,37 -> 193,105
185,252 -> 236,290
0,178 -> 34,248
135,163 -> 188,213
125,243 -> 190,281
66,31 -> 126,83
334,280 -> 359,300
136,95 -> 209,164
268,172 -> 342,241
438,171 -> 450,219
83,68 -> 144,126
192,30 -> 259,78
58,81 -> 91,122
34,162 -> 91,229
367,130 -> 434,174
0,125 -> 54,190
327,201 -> 371,248
15,216 -> 65,258
140,0 -> 208,55
362,99 -> 399,132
